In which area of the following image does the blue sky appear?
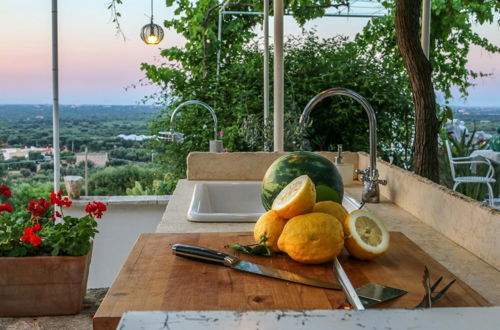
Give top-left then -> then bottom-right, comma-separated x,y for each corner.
0,1 -> 499,106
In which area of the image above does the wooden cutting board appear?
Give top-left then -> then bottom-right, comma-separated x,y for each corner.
93,232 -> 489,330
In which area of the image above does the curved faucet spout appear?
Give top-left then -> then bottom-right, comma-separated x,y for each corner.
300,88 -> 377,176
170,100 -> 218,141
299,88 -> 385,203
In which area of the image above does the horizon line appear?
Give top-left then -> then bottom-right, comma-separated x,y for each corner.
0,103 -> 499,109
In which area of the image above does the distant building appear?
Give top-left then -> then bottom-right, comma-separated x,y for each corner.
117,134 -> 152,141
75,152 -> 109,167
1,147 -> 51,160
480,120 -> 491,124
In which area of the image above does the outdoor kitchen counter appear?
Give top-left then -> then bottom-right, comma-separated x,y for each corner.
156,179 -> 499,305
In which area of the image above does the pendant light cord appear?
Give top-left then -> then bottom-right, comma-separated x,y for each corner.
150,0 -> 154,23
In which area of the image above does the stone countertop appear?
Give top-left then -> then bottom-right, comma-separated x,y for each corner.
117,308 -> 500,330
156,179 -> 499,305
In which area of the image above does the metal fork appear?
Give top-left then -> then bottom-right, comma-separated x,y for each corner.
415,266 -> 456,308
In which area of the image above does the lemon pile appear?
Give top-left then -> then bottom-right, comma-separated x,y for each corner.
254,175 -> 390,264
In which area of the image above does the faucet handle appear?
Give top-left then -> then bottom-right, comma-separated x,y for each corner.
355,168 -> 370,182
355,168 -> 367,175
376,179 -> 387,185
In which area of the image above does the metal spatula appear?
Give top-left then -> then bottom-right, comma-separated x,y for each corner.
334,257 -> 407,309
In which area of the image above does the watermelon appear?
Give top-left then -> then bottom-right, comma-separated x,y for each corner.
261,151 -> 344,210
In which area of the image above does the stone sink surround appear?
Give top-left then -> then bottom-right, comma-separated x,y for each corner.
157,151 -> 500,305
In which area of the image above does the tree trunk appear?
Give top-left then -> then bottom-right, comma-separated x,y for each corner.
395,0 -> 440,182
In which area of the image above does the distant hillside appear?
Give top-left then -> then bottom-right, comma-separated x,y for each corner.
0,104 -> 162,150
0,104 -> 161,124
450,105 -> 500,134
449,105 -> 500,113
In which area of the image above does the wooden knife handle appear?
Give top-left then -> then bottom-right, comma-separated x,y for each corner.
172,244 -> 237,266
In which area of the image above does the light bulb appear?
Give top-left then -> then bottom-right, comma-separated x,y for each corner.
146,35 -> 158,44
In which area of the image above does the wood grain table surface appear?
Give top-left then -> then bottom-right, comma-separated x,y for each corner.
93,232 -> 489,330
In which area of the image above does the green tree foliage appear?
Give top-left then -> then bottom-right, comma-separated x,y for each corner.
61,151 -> 76,165
117,0 -> 499,187
20,168 -> 31,178
88,164 -> 158,195
9,183 -> 52,212
147,31 -> 414,181
357,0 -> 500,100
109,147 -> 151,162
284,33 -> 413,160
28,151 -> 43,161
2,156 -> 37,173
147,0 -> 348,77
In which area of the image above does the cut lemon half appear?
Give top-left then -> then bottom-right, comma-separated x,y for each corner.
272,175 -> 316,219
344,210 -> 390,260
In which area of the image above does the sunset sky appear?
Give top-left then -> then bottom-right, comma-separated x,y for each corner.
1,1 -> 499,106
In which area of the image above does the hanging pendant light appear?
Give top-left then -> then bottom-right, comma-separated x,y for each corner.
141,0 -> 164,45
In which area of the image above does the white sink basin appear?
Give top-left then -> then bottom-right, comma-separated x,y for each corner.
188,181 -> 264,222
187,181 -> 361,223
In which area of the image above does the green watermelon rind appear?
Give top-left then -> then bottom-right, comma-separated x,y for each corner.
261,151 -> 344,211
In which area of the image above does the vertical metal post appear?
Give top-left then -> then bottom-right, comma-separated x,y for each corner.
85,146 -> 88,196
51,0 -> 60,192
217,1 -> 229,76
263,0 -> 270,151
273,0 -> 284,151
421,0 -> 431,59
217,8 -> 223,76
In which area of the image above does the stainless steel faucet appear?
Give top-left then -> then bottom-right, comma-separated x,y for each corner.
299,88 -> 387,203
162,100 -> 222,152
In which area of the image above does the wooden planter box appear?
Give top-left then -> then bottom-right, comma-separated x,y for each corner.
0,249 -> 91,317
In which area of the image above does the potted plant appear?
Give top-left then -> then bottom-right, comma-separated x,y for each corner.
0,184 -> 107,316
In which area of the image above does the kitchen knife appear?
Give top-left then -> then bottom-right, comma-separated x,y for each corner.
172,243 -> 342,289
172,244 -> 407,306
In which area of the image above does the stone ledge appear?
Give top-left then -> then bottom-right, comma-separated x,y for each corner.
186,151 -> 359,181
70,195 -> 170,206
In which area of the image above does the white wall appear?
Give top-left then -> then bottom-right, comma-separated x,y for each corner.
67,202 -> 166,288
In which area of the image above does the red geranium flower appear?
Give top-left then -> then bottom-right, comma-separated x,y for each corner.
29,234 -> 42,247
32,223 -> 41,231
50,190 -> 72,208
26,198 -> 50,221
85,201 -> 107,219
0,185 -> 11,198
0,203 -> 13,213
20,223 -> 43,247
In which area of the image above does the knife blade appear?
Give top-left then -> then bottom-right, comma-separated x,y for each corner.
172,243 -> 342,290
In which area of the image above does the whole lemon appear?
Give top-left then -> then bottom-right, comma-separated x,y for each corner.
312,201 -> 348,226
253,210 -> 287,252
277,212 -> 344,264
